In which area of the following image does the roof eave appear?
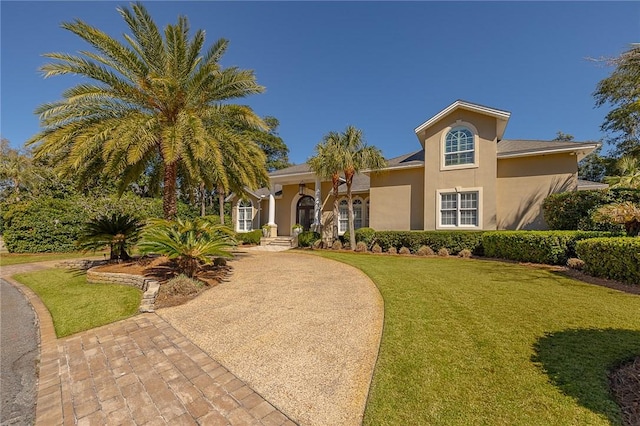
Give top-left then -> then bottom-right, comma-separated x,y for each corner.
497,143 -> 600,160
414,100 -> 511,136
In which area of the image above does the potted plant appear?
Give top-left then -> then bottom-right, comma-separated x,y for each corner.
262,224 -> 271,237
292,224 -> 303,236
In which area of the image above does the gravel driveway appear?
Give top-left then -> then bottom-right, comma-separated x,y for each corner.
158,250 -> 383,426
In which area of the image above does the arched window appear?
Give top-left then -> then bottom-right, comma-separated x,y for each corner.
444,127 -> 474,166
338,199 -> 349,234
353,199 -> 363,229
238,199 -> 253,232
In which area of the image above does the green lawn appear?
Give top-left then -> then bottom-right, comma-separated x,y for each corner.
318,252 -> 640,425
0,251 -> 106,266
13,269 -> 141,337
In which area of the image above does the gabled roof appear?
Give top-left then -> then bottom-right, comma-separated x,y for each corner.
270,163 -> 311,177
384,150 -> 425,170
414,100 -> 511,141
497,139 -> 599,161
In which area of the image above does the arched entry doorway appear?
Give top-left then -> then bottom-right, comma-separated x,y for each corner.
296,196 -> 314,231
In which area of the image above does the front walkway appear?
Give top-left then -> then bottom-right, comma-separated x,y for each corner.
159,251 -> 384,426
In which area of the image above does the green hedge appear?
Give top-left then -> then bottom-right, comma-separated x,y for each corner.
343,227 -> 376,246
543,188 -> 640,231
372,231 -> 485,255
236,230 -> 262,245
482,231 -> 618,265
298,231 -> 320,248
576,237 -> 640,285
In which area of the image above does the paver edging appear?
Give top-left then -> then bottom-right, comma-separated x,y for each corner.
86,267 -> 160,312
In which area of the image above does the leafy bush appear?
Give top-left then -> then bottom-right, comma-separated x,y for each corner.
437,248 -> 450,257
139,218 -> 235,278
576,238 -> 640,284
388,247 -> 397,255
312,239 -> 324,249
543,189 -> 640,230
162,274 -> 203,297
298,231 -> 320,248
236,230 -> 262,245
417,245 -> 434,256
373,231 -> 484,255
355,241 -> 368,252
399,246 -> 411,255
371,243 -> 382,254
332,240 -> 342,250
77,213 -> 143,260
344,227 -> 376,247
3,196 -> 85,252
482,231 -> 618,265
566,258 -> 585,270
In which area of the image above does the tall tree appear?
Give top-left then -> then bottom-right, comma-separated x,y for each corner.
578,146 -> 618,183
27,3 -> 267,219
552,131 -> 575,142
0,139 -> 41,201
249,117 -> 291,172
308,132 -> 343,242
335,126 -> 386,250
593,44 -> 640,157
604,156 -> 640,189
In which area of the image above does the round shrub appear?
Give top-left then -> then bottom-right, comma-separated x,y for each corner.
388,247 -> 397,255
355,241 -> 368,252
566,257 -> 585,270
236,230 -> 261,245
399,246 -> 411,255
298,231 -> 321,248
458,249 -> 472,258
312,239 -> 324,250
332,240 -> 343,250
161,274 -> 203,297
417,245 -> 434,256
371,243 -> 382,253
437,247 -> 450,257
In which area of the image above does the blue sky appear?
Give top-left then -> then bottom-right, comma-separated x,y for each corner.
1,1 -> 639,164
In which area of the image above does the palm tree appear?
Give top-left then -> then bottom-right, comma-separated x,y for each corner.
593,201 -> 640,236
308,132 -> 343,242
27,3 -> 267,219
604,156 -> 640,189
335,126 -> 386,250
77,213 -> 143,260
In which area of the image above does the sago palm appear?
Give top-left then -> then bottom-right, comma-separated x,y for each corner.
27,2 -> 267,219
605,156 -> 640,189
77,213 -> 143,260
138,217 -> 235,277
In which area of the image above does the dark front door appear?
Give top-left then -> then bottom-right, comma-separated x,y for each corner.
296,196 -> 315,231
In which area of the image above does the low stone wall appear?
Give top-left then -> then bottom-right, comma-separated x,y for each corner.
86,267 -> 160,313
56,259 -> 108,270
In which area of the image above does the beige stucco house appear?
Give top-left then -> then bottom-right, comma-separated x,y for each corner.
230,100 -> 602,240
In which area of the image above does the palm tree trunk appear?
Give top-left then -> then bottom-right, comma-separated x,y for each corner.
346,170 -> 356,250
331,173 -> 340,242
163,161 -> 178,220
218,187 -> 225,225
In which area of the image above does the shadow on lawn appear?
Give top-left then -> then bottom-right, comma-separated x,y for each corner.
532,328 -> 640,424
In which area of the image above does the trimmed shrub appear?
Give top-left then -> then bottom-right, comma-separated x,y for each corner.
161,274 -> 203,297
373,231 -> 484,255
482,230 -> 617,265
371,243 -> 382,253
399,246 -> 411,255
458,249 -> 472,258
566,258 -> 585,270
576,238 -> 640,284
387,246 -> 397,255
355,241 -> 368,252
543,188 -> 640,231
332,240 -> 343,250
437,248 -> 450,257
312,239 -> 324,249
298,231 -> 320,248
236,230 -> 262,245
416,245 -> 434,256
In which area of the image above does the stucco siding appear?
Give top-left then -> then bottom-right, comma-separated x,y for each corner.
370,168 -> 424,230
496,153 -> 577,230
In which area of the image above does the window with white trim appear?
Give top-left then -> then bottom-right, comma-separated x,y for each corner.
365,198 -> 370,227
237,199 -> 253,232
439,191 -> 478,227
338,199 -> 349,234
444,127 -> 474,166
353,199 -> 363,229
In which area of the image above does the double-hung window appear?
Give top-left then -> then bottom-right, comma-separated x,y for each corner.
238,199 -> 253,232
338,199 -> 349,234
439,191 -> 479,227
444,127 -> 475,166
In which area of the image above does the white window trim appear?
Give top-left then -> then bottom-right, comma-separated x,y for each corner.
237,199 -> 253,232
440,121 -> 480,171
338,198 -> 349,235
337,196 -> 366,235
436,187 -> 483,230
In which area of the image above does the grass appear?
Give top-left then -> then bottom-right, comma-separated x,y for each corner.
13,269 -> 141,337
318,252 -> 640,425
0,251 -> 107,266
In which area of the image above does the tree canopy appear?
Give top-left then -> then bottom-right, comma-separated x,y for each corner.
593,44 -> 640,157
27,2 -> 268,219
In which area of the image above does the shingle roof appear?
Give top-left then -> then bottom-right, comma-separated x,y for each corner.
385,150 -> 425,168
497,140 -> 598,157
269,163 -> 311,177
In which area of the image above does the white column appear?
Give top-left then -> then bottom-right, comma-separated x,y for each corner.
313,177 -> 321,229
268,185 -> 277,237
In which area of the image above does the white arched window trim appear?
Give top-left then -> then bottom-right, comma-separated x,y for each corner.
237,199 -> 253,232
440,121 -> 479,171
337,196 -> 366,235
